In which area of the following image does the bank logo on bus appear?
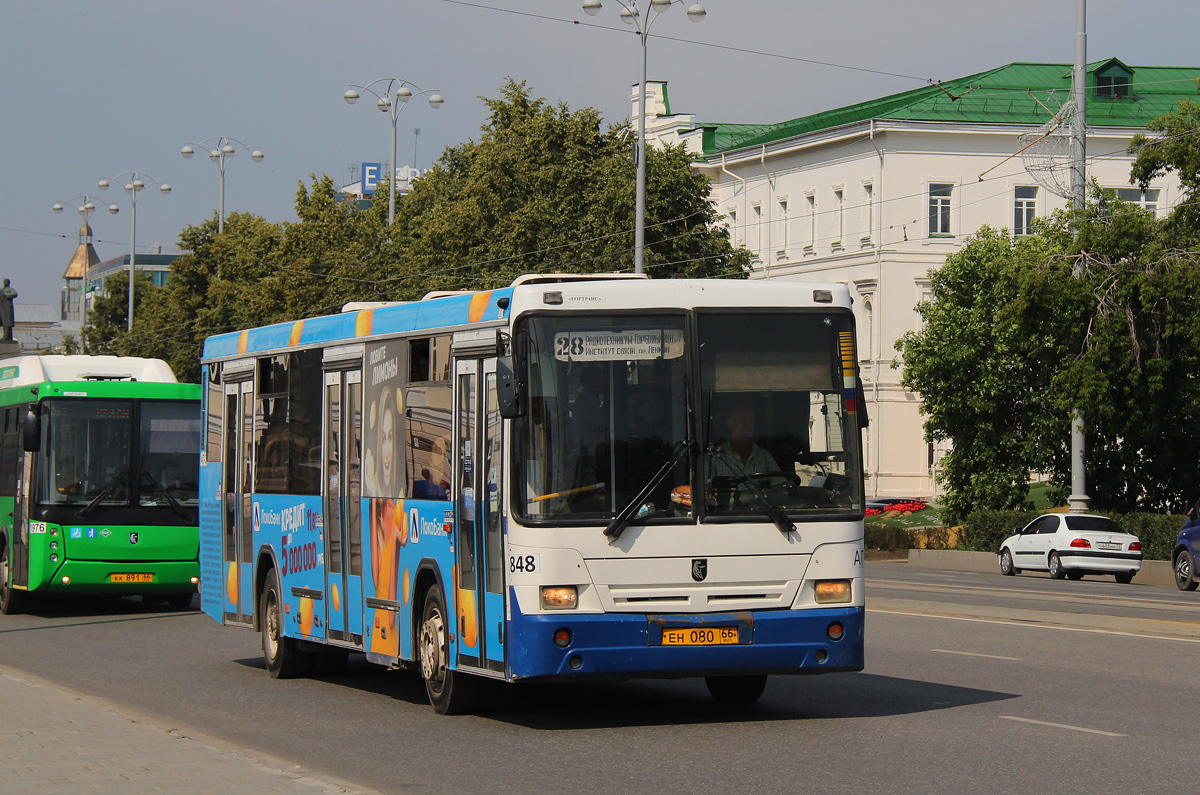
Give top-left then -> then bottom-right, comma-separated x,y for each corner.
553,329 -> 684,362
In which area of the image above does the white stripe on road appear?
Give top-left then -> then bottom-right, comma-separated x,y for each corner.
999,716 -> 1127,737
931,648 -> 1020,661
875,609 -> 1200,644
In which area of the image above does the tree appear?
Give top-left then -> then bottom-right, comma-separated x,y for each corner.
85,79 -> 751,379
1129,94 -> 1200,239
899,189 -> 1200,523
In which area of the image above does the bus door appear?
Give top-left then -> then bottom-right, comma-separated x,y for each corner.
8,405 -> 31,590
223,379 -> 255,626
454,358 -> 505,673
323,366 -> 365,648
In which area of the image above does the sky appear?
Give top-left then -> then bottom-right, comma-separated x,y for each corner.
2,0 -> 1197,308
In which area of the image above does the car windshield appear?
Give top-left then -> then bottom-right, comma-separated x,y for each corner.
1064,516 -> 1126,534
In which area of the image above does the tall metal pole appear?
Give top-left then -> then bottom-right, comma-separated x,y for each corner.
182,138 -> 264,235
1068,0 -> 1090,512
634,29 -> 649,274
127,198 -> 137,332
389,108 -> 399,227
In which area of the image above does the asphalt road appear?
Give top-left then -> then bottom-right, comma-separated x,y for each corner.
2,562 -> 1197,794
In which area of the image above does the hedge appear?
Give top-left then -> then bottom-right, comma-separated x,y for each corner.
959,509 -> 1184,561
867,510 -> 1185,561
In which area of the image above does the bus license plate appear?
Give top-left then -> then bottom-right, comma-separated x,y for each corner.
110,573 -> 153,583
661,626 -> 741,646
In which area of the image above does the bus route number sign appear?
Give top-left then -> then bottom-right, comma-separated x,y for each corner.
553,330 -> 684,362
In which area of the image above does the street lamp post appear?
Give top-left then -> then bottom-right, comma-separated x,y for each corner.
343,77 -> 443,226
52,194 -> 118,334
583,0 -> 705,275
98,172 -> 171,331
181,136 -> 264,234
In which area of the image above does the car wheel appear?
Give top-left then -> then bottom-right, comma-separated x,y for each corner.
1067,570 -> 1084,580
705,674 -> 768,703
1114,571 -> 1135,584
261,567 -> 314,679
419,587 -> 480,715
1048,551 -> 1066,580
999,549 -> 1016,576
1175,550 -> 1198,591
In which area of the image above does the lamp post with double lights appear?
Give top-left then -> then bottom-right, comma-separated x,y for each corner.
180,136 -> 263,234
52,194 -> 117,333
98,172 -> 171,331
343,77 -> 443,226
583,0 -> 705,275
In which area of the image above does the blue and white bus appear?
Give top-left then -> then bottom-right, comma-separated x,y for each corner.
198,274 -> 866,713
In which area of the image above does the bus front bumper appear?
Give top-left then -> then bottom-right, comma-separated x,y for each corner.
38,560 -> 199,594
505,603 -> 864,681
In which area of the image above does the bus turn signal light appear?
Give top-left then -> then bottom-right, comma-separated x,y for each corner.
814,580 -> 852,604
541,586 -> 578,610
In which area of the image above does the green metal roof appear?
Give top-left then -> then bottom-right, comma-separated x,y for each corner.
695,59 -> 1200,156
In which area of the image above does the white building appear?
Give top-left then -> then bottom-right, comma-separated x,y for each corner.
646,58 -> 1193,499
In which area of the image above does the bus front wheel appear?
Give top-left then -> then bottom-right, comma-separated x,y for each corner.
705,674 -> 767,703
0,537 -> 26,616
260,568 -> 314,679
418,587 -> 479,715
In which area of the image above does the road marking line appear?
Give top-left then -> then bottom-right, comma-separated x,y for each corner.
999,716 -> 1127,737
931,648 -> 1020,661
874,609 -> 1200,644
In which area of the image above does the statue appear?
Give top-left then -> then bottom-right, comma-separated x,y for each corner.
0,280 -> 15,342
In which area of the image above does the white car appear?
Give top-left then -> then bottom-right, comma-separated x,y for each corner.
998,513 -> 1142,583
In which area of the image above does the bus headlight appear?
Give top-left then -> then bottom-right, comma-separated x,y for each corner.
814,580 -> 852,604
541,586 -> 578,610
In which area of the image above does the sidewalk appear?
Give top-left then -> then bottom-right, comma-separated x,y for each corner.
0,664 -> 377,795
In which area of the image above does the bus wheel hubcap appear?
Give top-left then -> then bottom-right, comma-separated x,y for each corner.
420,610 -> 445,684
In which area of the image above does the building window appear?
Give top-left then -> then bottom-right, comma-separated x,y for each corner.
1014,186 -> 1037,236
1114,187 -> 1160,216
728,208 -> 741,247
752,203 -> 763,257
928,183 -> 953,236
862,182 -> 873,242
1097,74 -> 1130,99
833,189 -> 844,247
778,198 -> 789,255
805,193 -> 816,251
862,298 -> 873,359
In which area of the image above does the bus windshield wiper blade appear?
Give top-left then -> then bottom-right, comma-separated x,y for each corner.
604,439 -> 692,541
708,445 -> 796,536
142,470 -> 194,525
77,469 -> 129,518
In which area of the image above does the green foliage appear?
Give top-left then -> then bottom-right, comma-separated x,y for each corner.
960,509 -> 1183,560
864,523 -> 914,551
960,509 -> 1040,552
900,173 -> 1200,522
1129,98 -> 1200,240
84,79 -> 751,380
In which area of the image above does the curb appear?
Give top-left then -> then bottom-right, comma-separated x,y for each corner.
907,548 -> 1177,588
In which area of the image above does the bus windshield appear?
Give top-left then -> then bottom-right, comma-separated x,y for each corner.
34,399 -> 201,510
514,309 -> 863,523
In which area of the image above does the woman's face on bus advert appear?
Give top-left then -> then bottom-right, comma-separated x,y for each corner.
379,402 -> 395,491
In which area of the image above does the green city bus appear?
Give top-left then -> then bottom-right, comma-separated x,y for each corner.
0,355 -> 202,614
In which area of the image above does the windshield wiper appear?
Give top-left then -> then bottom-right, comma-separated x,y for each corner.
77,469 -> 129,518
141,470 -> 194,525
707,445 -> 796,536
604,439 -> 693,541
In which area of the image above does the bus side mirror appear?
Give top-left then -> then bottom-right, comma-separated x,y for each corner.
497,356 -> 524,419
855,376 -> 869,429
22,409 -> 40,452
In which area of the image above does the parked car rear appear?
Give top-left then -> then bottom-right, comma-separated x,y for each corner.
998,513 -> 1142,583
1173,500 -> 1200,591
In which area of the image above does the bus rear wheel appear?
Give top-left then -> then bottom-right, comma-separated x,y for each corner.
260,568 -> 314,679
0,537 -> 26,616
705,674 -> 768,703
418,587 -> 479,715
